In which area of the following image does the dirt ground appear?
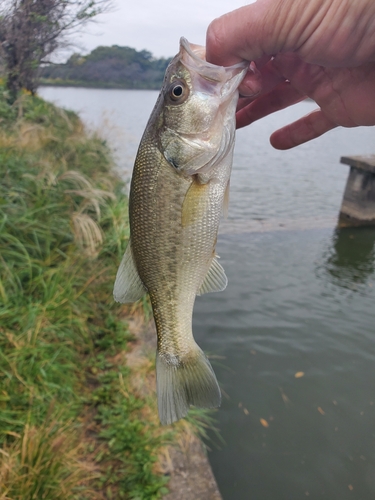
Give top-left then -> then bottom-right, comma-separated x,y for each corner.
162,433 -> 222,500
125,315 -> 222,500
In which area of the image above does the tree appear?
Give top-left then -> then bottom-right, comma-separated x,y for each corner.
0,0 -> 110,101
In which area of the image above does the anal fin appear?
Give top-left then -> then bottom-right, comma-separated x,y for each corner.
113,239 -> 146,303
197,257 -> 228,296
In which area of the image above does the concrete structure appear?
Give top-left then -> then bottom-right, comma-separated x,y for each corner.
339,155 -> 375,227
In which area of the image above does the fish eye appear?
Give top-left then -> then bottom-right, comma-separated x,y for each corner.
172,85 -> 183,98
167,80 -> 189,103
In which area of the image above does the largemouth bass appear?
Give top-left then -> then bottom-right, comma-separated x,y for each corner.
114,38 -> 247,425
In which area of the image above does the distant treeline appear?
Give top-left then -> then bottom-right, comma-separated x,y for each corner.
40,45 -> 172,89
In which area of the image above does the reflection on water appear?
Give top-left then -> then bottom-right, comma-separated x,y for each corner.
321,227 -> 375,291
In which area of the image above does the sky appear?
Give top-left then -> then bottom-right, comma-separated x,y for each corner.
72,0 -> 254,59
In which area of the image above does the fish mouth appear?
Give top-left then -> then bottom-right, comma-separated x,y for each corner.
179,37 -> 248,88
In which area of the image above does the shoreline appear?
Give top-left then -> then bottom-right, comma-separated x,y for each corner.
39,81 -> 161,91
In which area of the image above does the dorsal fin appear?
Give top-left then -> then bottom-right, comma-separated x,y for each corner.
113,240 -> 146,303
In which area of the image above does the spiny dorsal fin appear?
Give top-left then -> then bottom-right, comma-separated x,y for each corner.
197,257 -> 228,296
113,239 -> 146,303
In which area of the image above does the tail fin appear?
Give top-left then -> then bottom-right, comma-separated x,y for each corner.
156,347 -> 221,425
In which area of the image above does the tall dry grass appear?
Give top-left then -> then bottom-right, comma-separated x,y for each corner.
0,85 -> 174,499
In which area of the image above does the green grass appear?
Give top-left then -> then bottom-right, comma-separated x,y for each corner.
0,84 -> 174,499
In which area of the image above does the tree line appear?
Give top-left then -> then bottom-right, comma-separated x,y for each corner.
40,45 -> 171,89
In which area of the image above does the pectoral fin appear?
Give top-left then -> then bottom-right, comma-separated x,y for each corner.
113,240 -> 146,303
223,180 -> 230,219
198,257 -> 228,295
181,179 -> 210,227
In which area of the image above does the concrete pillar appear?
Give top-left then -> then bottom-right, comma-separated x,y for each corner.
338,155 -> 375,227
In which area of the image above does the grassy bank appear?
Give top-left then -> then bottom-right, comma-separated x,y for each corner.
0,85 -> 177,499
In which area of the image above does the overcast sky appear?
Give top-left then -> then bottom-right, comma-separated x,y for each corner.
73,0 -> 253,59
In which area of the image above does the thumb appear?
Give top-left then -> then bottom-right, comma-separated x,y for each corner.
206,0 -> 325,66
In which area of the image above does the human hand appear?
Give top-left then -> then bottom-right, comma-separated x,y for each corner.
206,0 -> 375,149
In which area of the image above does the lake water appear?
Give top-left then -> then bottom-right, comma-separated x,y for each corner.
40,87 -> 375,500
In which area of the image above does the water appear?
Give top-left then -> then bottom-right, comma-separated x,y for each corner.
40,87 -> 375,499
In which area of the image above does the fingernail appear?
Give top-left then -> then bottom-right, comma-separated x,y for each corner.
239,62 -> 262,97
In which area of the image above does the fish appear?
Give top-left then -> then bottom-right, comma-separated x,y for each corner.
114,37 -> 247,425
